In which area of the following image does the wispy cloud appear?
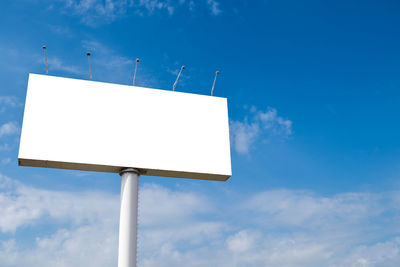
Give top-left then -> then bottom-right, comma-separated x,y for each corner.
0,174 -> 119,233
55,0 -> 222,25
245,189 -> 386,229
207,0 -> 221,15
46,57 -> 83,75
0,175 -> 119,267
139,183 -> 211,226
0,143 -> 11,151
136,0 -> 175,15
1,173 -> 400,266
0,97 -> 21,108
81,40 -> 134,83
230,119 -> 259,154
1,158 -> 11,165
0,122 -> 19,138
0,96 -> 21,113
0,174 -> 221,266
82,40 -> 133,67
80,40 -> 160,86
230,107 -> 292,154
61,0 -> 128,25
47,24 -> 74,38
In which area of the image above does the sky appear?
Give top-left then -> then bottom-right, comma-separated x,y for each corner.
1,0 -> 400,266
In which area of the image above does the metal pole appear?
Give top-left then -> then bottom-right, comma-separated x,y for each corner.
133,58 -> 139,86
172,65 -> 185,91
42,45 -> 48,75
87,52 -> 92,80
211,70 -> 220,96
118,168 -> 140,267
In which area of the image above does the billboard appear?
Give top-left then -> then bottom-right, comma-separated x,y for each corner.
18,74 -> 232,181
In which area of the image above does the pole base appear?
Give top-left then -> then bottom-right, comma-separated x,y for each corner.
119,167 -> 142,176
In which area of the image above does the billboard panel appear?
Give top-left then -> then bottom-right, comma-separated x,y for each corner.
18,74 -> 232,181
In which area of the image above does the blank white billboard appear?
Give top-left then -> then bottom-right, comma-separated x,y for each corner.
18,74 -> 232,181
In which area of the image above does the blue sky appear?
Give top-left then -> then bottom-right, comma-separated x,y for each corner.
1,0 -> 400,266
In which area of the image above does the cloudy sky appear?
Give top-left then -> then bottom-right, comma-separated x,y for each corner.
1,0 -> 400,266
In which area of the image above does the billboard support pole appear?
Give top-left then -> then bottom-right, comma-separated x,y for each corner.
118,168 -> 140,267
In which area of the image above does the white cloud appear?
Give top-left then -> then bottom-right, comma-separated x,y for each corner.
226,230 -> 260,253
245,190 -> 387,229
82,40 -> 133,67
137,0 -> 176,15
56,0 -> 221,25
207,0 -> 221,15
229,119 -> 259,154
1,158 -> 11,165
47,24 -> 74,37
0,173 -> 119,267
81,40 -> 135,83
2,173 -> 400,266
0,122 -> 19,138
61,0 -> 128,25
46,57 -> 83,75
0,225 -> 118,267
0,97 -> 21,112
257,108 -> 292,135
338,238 -> 400,267
230,107 -> 292,154
80,40 -> 160,86
139,183 -> 211,226
0,143 -> 10,151
0,174 -> 119,233
0,174 -> 225,267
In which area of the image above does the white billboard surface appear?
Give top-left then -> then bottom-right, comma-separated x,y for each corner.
18,74 -> 232,181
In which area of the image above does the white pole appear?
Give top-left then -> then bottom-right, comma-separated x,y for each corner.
118,168 -> 140,267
